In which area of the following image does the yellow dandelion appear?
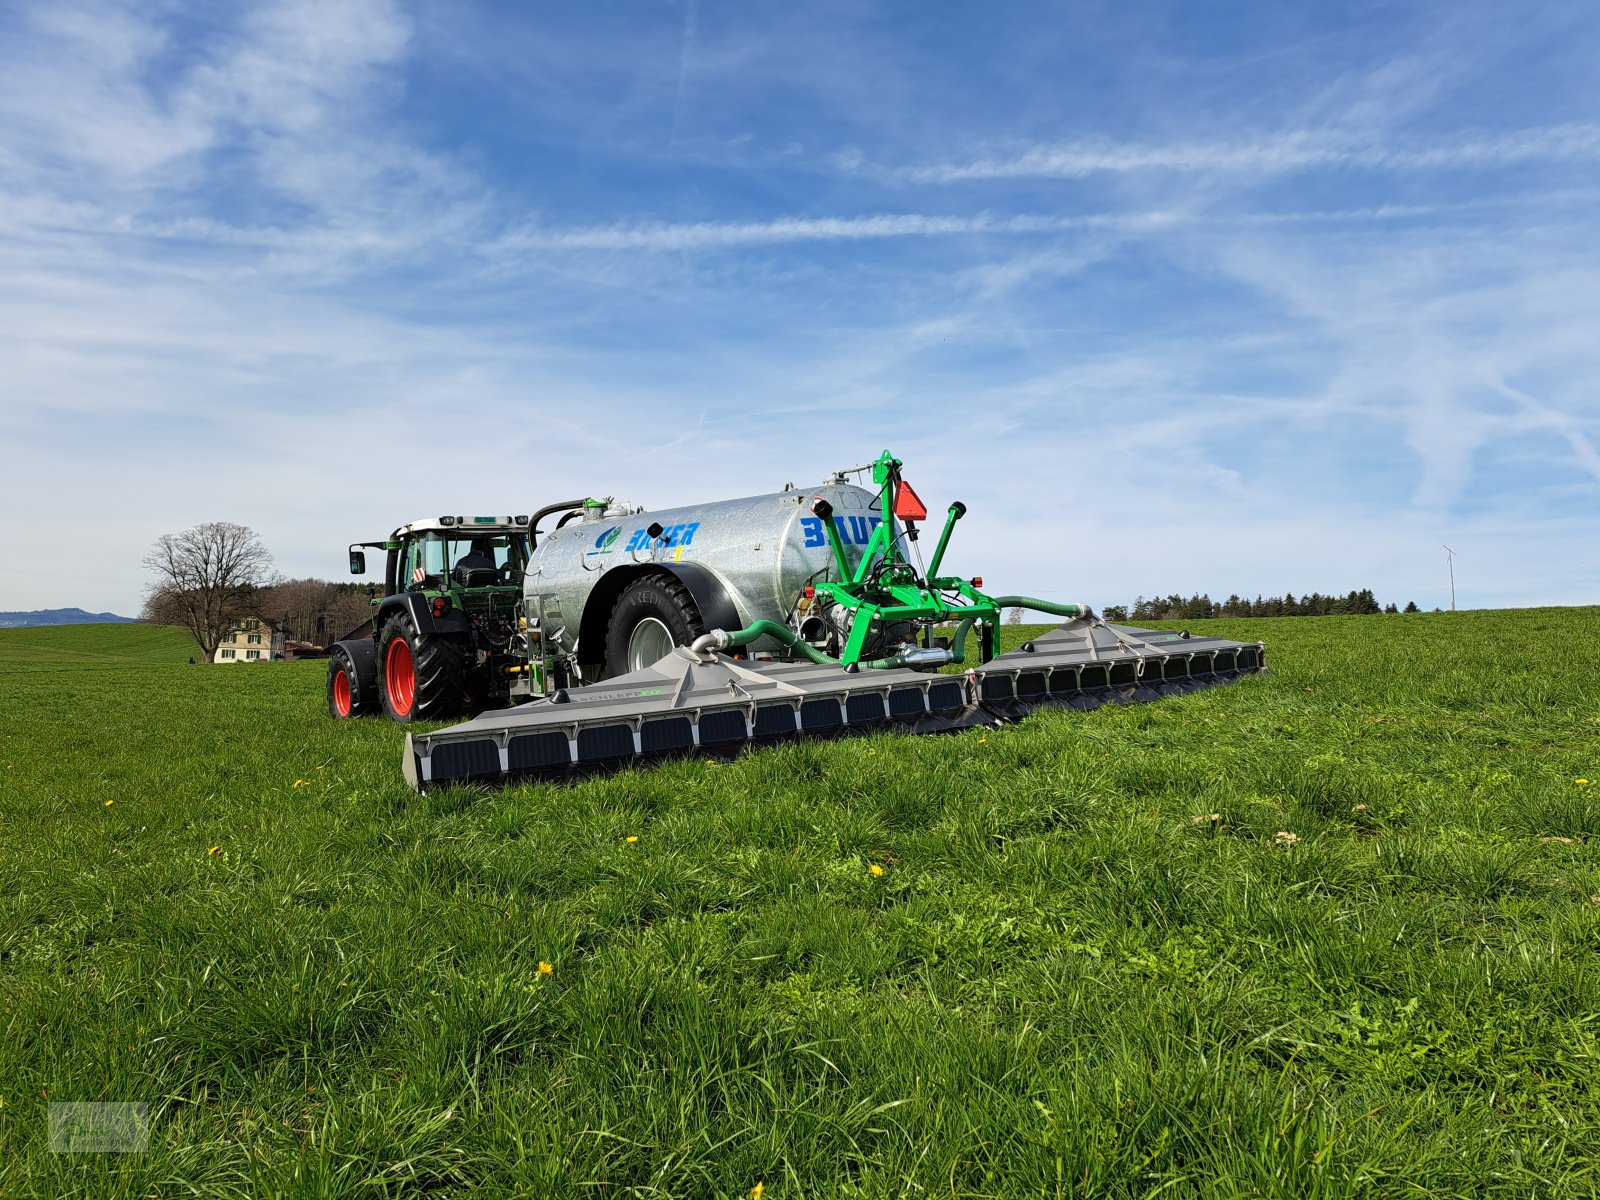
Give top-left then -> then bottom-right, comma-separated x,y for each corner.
1577,779 -> 1591,786
103,799 -> 114,807
625,835 -> 639,844
207,845 -> 220,856
750,1183 -> 765,1200
978,738 -> 988,744
537,961 -> 553,976
869,863 -> 885,877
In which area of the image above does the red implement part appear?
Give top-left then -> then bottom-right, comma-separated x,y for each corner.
893,480 -> 928,521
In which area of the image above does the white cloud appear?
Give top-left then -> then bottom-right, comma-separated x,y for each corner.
896,123 -> 1600,183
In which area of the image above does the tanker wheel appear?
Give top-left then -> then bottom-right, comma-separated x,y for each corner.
604,575 -> 706,677
327,646 -> 378,719
378,613 -> 469,722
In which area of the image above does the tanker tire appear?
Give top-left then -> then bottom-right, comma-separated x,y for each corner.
604,574 -> 706,678
327,647 -> 378,719
378,612 -> 469,723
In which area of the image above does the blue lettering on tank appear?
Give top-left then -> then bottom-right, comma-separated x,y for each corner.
621,521 -> 703,552
800,514 -> 884,548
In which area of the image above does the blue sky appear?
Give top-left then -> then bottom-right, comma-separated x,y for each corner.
2,0 -> 1598,615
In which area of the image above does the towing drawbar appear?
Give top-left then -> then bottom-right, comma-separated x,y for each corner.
402,618 -> 1265,792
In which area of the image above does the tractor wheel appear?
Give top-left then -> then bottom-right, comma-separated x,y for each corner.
604,574 -> 706,677
327,645 -> 378,719
378,613 -> 469,722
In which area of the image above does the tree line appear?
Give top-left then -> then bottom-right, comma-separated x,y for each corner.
1100,590 -> 1421,623
140,521 -> 370,659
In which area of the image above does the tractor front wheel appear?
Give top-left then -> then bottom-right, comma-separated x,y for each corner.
604,574 -> 706,677
378,613 -> 468,722
327,644 -> 378,719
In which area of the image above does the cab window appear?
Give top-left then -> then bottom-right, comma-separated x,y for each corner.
402,532 -> 448,590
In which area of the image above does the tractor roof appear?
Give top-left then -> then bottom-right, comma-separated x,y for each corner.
392,516 -> 528,538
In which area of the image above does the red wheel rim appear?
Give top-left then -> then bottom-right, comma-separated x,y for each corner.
332,667 -> 352,717
385,639 -> 415,716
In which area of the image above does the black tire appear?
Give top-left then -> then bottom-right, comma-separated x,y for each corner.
604,574 -> 706,678
327,645 -> 379,719
378,612 -> 470,722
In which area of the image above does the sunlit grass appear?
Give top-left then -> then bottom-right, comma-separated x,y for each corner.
2,611 -> 1599,1197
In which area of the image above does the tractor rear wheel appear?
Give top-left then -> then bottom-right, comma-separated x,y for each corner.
378,612 -> 469,722
604,574 -> 706,677
327,645 -> 378,719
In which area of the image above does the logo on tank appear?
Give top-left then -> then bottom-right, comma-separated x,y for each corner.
585,527 -> 622,556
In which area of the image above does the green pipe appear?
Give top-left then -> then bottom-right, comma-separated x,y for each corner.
989,596 -> 1092,620
925,501 -> 966,581
811,500 -> 853,582
702,620 -> 838,666
945,614 -> 979,664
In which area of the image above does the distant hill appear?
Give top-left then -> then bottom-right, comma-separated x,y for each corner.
0,623 -> 196,666
0,608 -> 136,628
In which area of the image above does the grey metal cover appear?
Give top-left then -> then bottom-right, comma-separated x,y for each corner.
401,618 -> 1267,792
969,618 -> 1267,718
404,647 -> 979,790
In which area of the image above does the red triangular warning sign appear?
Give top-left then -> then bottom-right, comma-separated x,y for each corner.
893,480 -> 929,521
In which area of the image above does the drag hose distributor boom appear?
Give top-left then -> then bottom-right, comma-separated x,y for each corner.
397,449 -> 1268,790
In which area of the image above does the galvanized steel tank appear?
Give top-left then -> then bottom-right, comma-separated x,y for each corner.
524,482 -> 885,660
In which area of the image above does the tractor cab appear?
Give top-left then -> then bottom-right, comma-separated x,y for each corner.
389,524 -> 527,597
347,516 -> 530,605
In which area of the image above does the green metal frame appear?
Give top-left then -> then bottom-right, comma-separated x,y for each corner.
808,450 -> 1002,666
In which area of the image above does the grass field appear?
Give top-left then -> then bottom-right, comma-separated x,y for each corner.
2,611 -> 1598,1198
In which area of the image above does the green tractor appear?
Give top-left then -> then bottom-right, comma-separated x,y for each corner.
327,515 -> 536,723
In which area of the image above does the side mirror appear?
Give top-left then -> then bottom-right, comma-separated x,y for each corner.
349,550 -> 366,575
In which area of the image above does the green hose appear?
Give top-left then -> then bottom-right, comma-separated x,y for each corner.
708,620 -> 838,666
937,600 -> 1086,666
945,614 -> 979,664
989,596 -> 1092,620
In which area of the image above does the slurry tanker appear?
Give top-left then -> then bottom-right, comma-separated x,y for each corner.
326,451 -> 1266,790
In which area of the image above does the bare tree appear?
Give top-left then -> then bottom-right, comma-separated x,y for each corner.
142,522 -> 276,658
259,577 -> 337,643
256,578 -> 374,646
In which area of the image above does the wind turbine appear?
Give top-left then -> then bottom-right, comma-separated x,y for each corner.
1443,545 -> 1457,612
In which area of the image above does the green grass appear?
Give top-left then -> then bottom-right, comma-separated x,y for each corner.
0,622 -> 198,667
2,608 -> 1599,1197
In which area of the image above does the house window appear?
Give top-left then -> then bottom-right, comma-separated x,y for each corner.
220,649 -> 235,660
247,634 -> 261,645
244,618 -> 260,631
246,650 -> 261,661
